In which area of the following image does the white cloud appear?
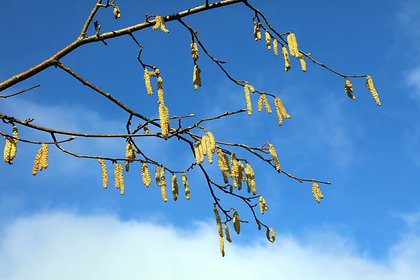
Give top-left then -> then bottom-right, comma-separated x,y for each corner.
0,212 -> 419,280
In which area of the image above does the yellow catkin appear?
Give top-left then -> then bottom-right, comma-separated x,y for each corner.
3,139 -> 11,163
190,42 -> 199,61
125,141 -> 136,172
253,23 -> 262,41
155,165 -> 161,186
194,141 -> 203,164
158,104 -> 170,139
172,174 -> 179,201
265,30 -> 271,50
216,148 -> 231,180
273,39 -> 279,56
98,159 -> 108,189
312,182 -> 324,203
282,46 -> 291,71
274,97 -> 291,126
40,144 -> 48,170
114,163 -> 124,195
153,16 -> 169,33
245,163 -> 256,195
258,94 -> 272,113
287,33 -> 299,57
224,223 -> 232,243
157,76 -> 164,104
299,54 -> 307,72
193,64 -> 201,90
201,135 -> 209,157
266,227 -> 276,243
233,211 -> 240,234
182,172 -> 191,200
237,161 -> 244,190
31,146 -> 42,175
268,143 -> 281,172
248,84 -> 256,93
219,235 -> 225,257
144,69 -> 153,95
3,126 -> 18,164
231,153 -> 239,188
160,167 -> 168,202
213,205 -> 223,237
345,78 -> 356,100
113,5 -> 121,19
244,83 -> 252,116
259,195 -> 269,214
207,131 -> 216,164
366,75 -> 381,106
141,162 -> 151,187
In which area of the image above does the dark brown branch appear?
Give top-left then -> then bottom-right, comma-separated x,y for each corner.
0,84 -> 40,99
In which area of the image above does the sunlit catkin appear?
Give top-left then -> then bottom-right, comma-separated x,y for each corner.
144,69 -> 153,95
366,75 -> 381,106
190,42 -> 199,61
266,227 -> 276,243
231,153 -> 240,187
182,172 -> 191,200
98,159 -> 108,189
244,83 -> 252,116
171,174 -> 179,201
153,16 -> 169,33
3,126 -> 18,164
245,163 -> 256,195
193,64 -> 202,90
258,94 -> 272,113
268,143 -> 281,172
194,141 -> 204,164
114,163 -> 124,195
155,165 -> 161,186
207,131 -> 216,164
299,54 -> 307,72
265,30 -> 271,50
124,141 -> 136,172
40,144 -> 48,170
224,223 -> 232,243
216,148 -> 231,180
282,46 -> 291,71
113,5 -> 121,19
158,104 -> 169,139
274,97 -> 291,126
253,22 -> 262,41
219,235 -> 225,257
213,205 -> 223,237
32,146 -> 43,176
273,39 -> 279,56
233,211 -> 240,234
160,167 -> 168,202
311,182 -> 324,203
345,78 -> 356,100
141,162 -> 151,187
157,76 -> 165,104
237,161 -> 244,190
259,195 -> 269,214
287,33 -> 299,57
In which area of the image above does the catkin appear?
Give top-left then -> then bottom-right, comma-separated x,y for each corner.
207,131 -> 216,164
299,54 -> 307,72
282,46 -> 291,71
32,146 -> 42,176
201,135 -> 209,157
193,64 -> 202,90
231,153 -> 240,188
253,22 -> 262,41
311,182 -> 324,203
114,163 -> 124,195
157,76 -> 165,104
345,78 -> 356,100
366,75 -> 381,106
287,33 -> 299,57
155,165 -> 161,186
259,195 -> 269,214
194,141 -> 204,164
113,5 -> 121,19
274,97 -> 291,126
224,223 -> 232,243
237,161 -> 244,190
171,174 -> 179,201
266,227 -> 276,243
265,30 -> 271,50
3,126 -> 18,164
182,172 -> 191,200
153,16 -> 169,33
144,69 -> 153,95
268,143 -> 281,172
125,141 -> 136,172
190,42 -> 199,61
213,205 -> 223,237
244,83 -> 252,116
245,163 -> 256,195
40,144 -> 48,170
216,148 -> 231,180
273,39 -> 279,56
233,211 -> 240,234
160,167 -> 168,202
98,159 -> 108,189
158,104 -> 170,139
141,162 -> 151,187
219,235 -> 225,257
258,94 -> 272,113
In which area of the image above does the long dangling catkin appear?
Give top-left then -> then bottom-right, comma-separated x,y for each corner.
258,94 -> 272,113
206,131 -> 216,164
32,146 -> 43,175
253,22 -> 262,41
160,167 -> 168,202
268,143 -> 281,172
114,163 -> 124,195
345,78 -> 356,100
40,144 -> 48,170
216,148 -> 231,180
3,138 -> 12,164
265,30 -> 271,50
144,69 -> 153,95
266,227 -> 276,243
213,205 -> 223,237
244,83 -> 252,116
193,64 -> 202,90
245,163 -> 256,195
274,97 -> 291,126
224,223 -> 232,243
237,161 -> 244,190
219,235 -> 225,257
259,195 -> 269,214
201,135 -> 209,157
311,182 -> 324,203
287,33 -> 299,57
231,153 -> 239,188
194,141 -> 203,165
190,42 -> 199,61
157,76 -> 165,104
282,46 -> 291,71
3,126 -> 18,164
366,75 -> 381,106
233,211 -> 240,234
182,172 -> 190,200
171,174 -> 179,201
98,159 -> 108,189
299,54 -> 307,72
273,39 -> 279,56
124,141 -> 136,172
158,104 -> 170,139
141,162 -> 151,187
155,165 -> 161,186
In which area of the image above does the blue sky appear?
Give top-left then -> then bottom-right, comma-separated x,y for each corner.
1,0 -> 420,279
